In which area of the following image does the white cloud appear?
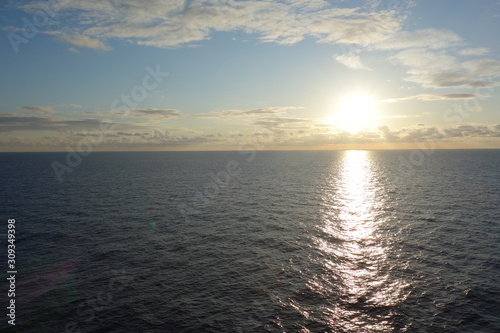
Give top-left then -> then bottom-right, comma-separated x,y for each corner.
193,106 -> 302,118
252,117 -> 310,127
458,48 -> 490,56
374,29 -> 463,50
306,11 -> 403,45
393,49 -> 458,69
334,53 -> 372,71
0,113 -> 147,133
67,47 -> 80,54
59,34 -> 112,51
377,114 -> 420,119
117,108 -> 182,119
462,59 -> 500,76
376,124 -> 500,141
381,93 -> 478,102
17,106 -> 55,114
21,0 -> 404,48
393,50 -> 500,88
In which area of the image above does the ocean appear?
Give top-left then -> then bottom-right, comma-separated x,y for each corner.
1,150 -> 499,332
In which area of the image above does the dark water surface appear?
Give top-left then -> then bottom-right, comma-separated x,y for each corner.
1,150 -> 499,332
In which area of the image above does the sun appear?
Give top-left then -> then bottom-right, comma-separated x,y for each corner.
326,93 -> 377,132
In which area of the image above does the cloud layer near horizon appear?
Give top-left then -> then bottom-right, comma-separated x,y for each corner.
2,107 -> 500,150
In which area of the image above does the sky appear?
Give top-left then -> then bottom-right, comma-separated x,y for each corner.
1,0 -> 500,151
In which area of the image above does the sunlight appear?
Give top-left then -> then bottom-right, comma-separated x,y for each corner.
337,150 -> 376,239
325,93 -> 377,132
311,150 -> 409,331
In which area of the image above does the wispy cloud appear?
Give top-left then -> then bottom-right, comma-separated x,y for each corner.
377,124 -> 500,141
58,34 -> 112,51
374,29 -> 463,50
377,115 -> 420,119
381,93 -> 478,103
463,59 -> 500,77
394,49 -> 500,88
334,53 -> 372,71
20,0 -> 404,48
17,106 -> 55,114
252,117 -> 311,128
0,114 -> 144,132
193,106 -> 302,118
458,47 -> 490,56
120,108 -> 183,119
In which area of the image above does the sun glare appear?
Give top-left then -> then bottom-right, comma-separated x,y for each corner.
326,93 -> 377,132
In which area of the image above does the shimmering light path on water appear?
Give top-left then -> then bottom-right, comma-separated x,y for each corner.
307,151 -> 409,332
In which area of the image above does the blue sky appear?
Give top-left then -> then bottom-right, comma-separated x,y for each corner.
1,0 -> 500,151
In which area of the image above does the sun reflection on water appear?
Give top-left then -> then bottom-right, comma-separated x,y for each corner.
310,150 -> 409,332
